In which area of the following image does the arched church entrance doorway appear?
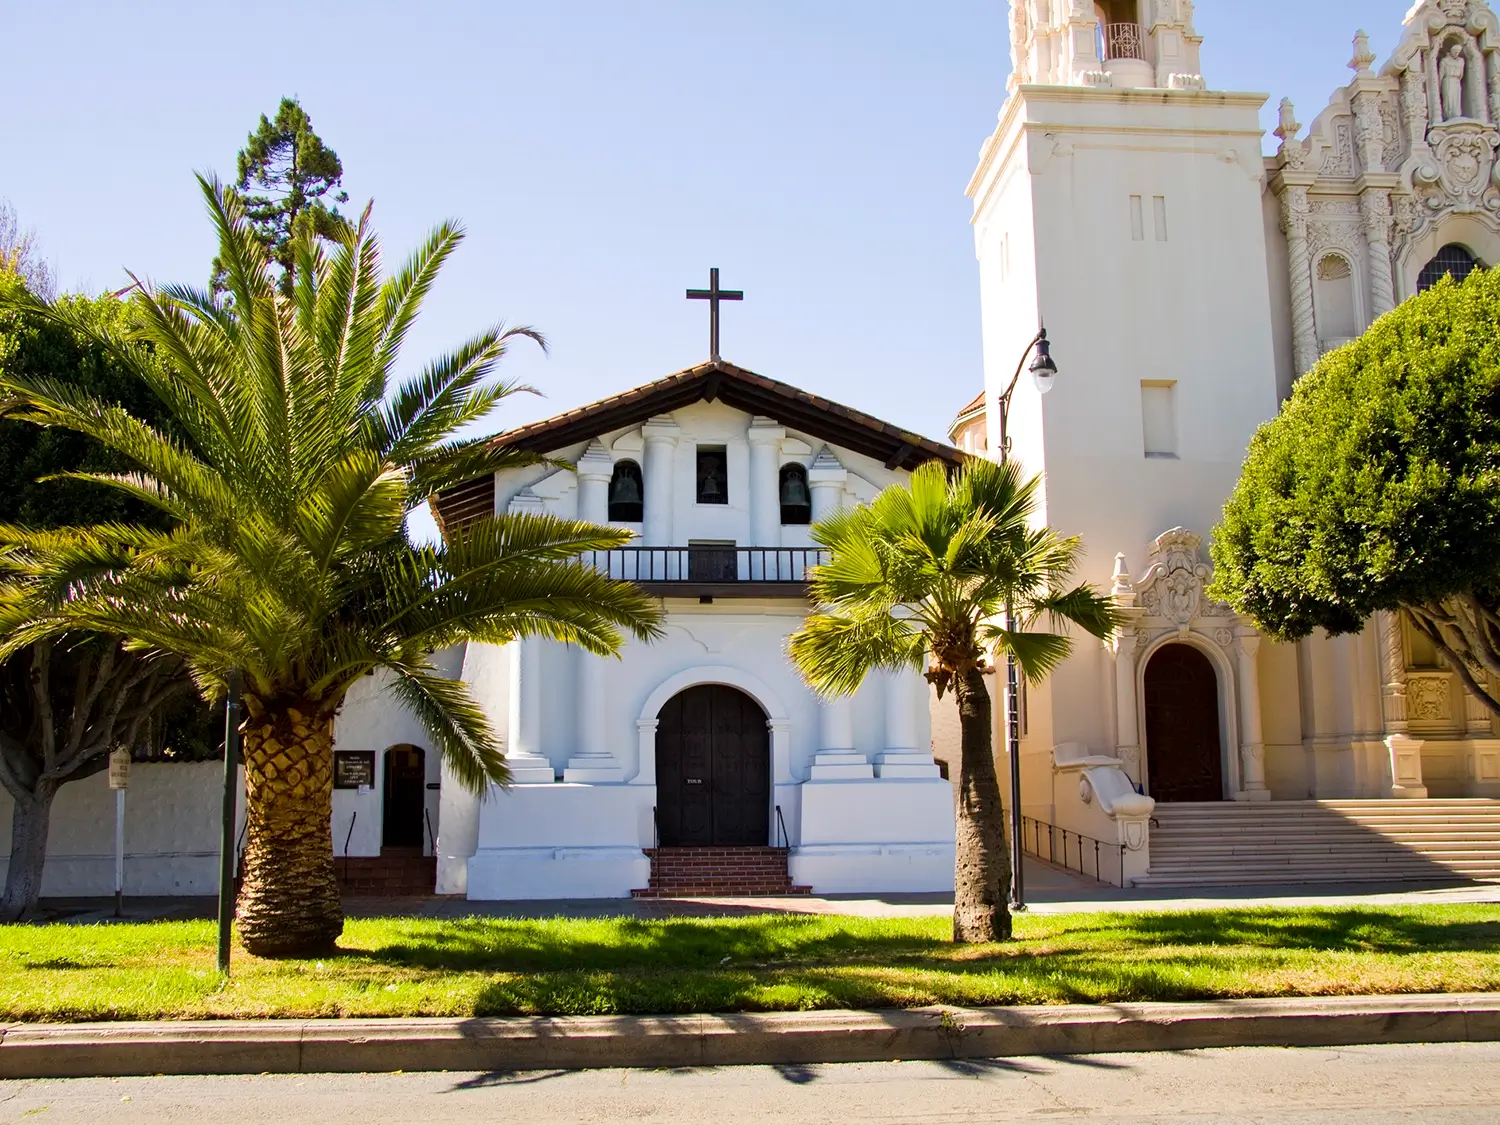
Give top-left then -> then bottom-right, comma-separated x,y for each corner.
656,684 -> 770,847
1144,644 -> 1225,803
382,744 -> 427,849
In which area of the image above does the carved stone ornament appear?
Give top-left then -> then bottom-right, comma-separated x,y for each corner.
1417,121 -> 1500,212
1378,1 -> 1500,241
1407,673 -> 1452,721
1134,528 -> 1233,628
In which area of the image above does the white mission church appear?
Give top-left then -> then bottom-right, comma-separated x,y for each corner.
6,0 -> 1500,900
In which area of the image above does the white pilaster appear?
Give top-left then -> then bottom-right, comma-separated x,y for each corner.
564,648 -> 625,783
807,448 -> 847,522
808,695 -> 871,780
1110,554 -> 1142,784
1379,611 -> 1427,798
1113,628 -> 1141,785
1235,628 -> 1272,801
631,718 -> 658,786
576,440 -> 613,525
641,416 -> 679,550
876,666 -> 940,779
505,637 -> 555,784
502,489 -> 556,784
803,446 -> 870,781
747,417 -> 784,550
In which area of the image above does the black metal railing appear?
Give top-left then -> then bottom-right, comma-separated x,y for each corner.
775,805 -> 789,850
583,546 -> 829,589
1020,815 -> 1126,888
342,811 -> 356,882
424,807 -> 436,856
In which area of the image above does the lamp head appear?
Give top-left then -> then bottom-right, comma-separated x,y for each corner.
1029,329 -> 1058,395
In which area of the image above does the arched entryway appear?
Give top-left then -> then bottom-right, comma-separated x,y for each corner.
382,744 -> 427,849
655,685 -> 770,846
1144,644 -> 1225,803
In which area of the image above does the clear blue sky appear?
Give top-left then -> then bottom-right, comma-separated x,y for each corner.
4,0 -> 1409,537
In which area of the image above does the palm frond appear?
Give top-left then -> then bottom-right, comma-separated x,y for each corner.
384,660 -> 509,794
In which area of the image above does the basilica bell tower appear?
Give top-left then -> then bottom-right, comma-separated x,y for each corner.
970,1 -> 1282,766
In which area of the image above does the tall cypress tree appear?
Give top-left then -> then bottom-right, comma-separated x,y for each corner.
222,97 -> 349,293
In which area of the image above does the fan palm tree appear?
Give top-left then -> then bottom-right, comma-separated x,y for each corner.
0,176 -> 664,955
788,458 -> 1117,944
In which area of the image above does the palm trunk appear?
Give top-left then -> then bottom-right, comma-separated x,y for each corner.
952,667 -> 1012,943
236,702 -> 343,956
0,779 -> 56,923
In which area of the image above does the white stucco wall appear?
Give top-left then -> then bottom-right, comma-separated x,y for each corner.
0,761 -> 242,897
970,83 -> 1290,801
329,644 -> 464,859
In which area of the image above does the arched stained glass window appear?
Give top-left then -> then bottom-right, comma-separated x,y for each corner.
1417,244 -> 1481,292
608,460 -> 643,522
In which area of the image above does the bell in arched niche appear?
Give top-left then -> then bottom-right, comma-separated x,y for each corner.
608,460 -> 644,522
696,447 -> 728,505
779,463 -> 811,525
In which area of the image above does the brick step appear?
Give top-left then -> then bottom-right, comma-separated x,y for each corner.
338,855 -> 435,897
632,887 -> 813,899
636,846 -> 806,898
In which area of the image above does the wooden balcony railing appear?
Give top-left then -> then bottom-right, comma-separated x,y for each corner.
583,546 -> 830,597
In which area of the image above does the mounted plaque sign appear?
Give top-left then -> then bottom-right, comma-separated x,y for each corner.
333,750 -> 375,791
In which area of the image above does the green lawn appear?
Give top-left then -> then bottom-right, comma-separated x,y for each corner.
1,906 -> 1497,1022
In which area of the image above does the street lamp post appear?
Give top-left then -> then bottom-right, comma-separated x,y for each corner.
995,325 -> 1057,912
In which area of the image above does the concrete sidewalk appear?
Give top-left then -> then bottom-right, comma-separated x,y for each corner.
2,994 -> 1498,1079
35,858 -> 1500,925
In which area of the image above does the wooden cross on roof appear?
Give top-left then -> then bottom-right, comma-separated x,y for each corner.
686,267 -> 743,363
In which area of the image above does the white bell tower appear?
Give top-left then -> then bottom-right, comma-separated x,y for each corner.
972,0 -> 1282,762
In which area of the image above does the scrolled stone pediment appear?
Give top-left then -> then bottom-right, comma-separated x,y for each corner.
1127,528 -> 1234,629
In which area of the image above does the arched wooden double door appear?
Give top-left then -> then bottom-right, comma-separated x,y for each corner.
1144,644 -> 1225,803
656,685 -> 770,847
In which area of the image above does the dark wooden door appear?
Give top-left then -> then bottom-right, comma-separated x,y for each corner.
382,745 -> 427,849
1144,645 -> 1225,803
656,685 -> 770,846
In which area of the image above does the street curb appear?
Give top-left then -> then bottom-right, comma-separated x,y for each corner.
2,993 -> 1498,1078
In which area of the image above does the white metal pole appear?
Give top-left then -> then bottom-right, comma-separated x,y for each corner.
113,787 -> 125,918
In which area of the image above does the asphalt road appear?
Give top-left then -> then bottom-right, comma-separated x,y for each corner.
2,1042 -> 1497,1124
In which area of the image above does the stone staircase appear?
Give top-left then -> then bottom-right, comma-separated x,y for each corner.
338,849 -> 437,896
632,847 -> 812,898
1136,800 -> 1500,888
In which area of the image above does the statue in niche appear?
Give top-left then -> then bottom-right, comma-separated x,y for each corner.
1441,44 -> 1467,121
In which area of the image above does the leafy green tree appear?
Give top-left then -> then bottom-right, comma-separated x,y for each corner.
788,459 -> 1118,943
0,271 -> 208,922
220,97 -> 349,294
1210,268 -> 1500,716
0,178 -> 664,954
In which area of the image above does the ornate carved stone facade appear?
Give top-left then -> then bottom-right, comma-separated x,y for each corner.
1109,530 -> 1268,800
1006,0 -> 1203,91
1270,0 -> 1500,371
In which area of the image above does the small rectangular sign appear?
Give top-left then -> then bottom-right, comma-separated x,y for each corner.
334,751 -> 376,791
108,748 -> 131,790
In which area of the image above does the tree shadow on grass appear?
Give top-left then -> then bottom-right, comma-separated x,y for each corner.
1084,908 -> 1500,954
358,915 -> 944,973
349,908 -> 1500,978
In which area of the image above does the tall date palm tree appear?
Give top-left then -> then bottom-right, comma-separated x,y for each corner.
0,177 -> 663,955
788,458 -> 1117,943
